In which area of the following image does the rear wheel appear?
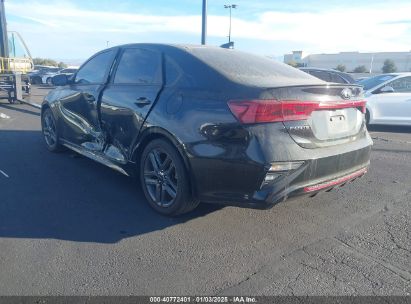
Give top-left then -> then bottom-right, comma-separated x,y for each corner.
41,108 -> 64,152
365,110 -> 370,126
140,139 -> 199,216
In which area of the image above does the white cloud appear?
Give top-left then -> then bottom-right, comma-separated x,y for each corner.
5,1 -> 411,58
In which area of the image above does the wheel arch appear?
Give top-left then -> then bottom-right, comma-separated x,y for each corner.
41,102 -> 51,115
131,127 -> 197,198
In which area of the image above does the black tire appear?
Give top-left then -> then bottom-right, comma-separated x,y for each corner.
365,110 -> 370,126
8,97 -> 17,104
31,77 -> 38,84
140,139 -> 199,216
46,77 -> 53,86
41,108 -> 64,152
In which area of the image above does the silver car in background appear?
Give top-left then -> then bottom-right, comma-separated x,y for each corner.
358,73 -> 411,126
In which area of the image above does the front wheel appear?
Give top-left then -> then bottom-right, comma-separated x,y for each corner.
140,139 -> 199,216
41,108 -> 64,152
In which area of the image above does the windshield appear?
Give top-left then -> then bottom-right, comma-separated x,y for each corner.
358,74 -> 397,90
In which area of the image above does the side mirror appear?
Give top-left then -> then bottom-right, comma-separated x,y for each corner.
52,74 -> 69,86
379,86 -> 395,94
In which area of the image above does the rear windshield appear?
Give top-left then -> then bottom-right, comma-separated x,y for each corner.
358,74 -> 397,91
188,47 -> 323,87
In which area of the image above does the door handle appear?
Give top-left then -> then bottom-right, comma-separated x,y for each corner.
135,97 -> 151,107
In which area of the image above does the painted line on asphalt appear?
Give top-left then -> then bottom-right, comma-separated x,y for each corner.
0,112 -> 10,119
0,170 -> 9,178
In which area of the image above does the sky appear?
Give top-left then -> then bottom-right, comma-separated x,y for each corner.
4,0 -> 411,64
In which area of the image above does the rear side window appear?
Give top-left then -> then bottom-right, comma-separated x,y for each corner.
114,48 -> 161,85
165,56 -> 182,86
75,50 -> 115,84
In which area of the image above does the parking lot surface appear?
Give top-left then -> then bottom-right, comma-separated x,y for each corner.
0,86 -> 410,295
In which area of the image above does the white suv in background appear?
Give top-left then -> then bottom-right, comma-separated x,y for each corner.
358,73 -> 411,126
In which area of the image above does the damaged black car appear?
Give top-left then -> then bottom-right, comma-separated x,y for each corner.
41,44 -> 372,216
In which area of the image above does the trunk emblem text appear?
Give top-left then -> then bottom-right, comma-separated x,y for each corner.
289,125 -> 311,131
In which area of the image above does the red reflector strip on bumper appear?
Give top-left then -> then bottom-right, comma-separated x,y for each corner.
304,167 -> 367,192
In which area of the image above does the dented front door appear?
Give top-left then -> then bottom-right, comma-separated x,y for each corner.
58,49 -> 117,147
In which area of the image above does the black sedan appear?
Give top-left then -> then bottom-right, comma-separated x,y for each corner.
299,67 -> 356,84
41,44 -> 372,216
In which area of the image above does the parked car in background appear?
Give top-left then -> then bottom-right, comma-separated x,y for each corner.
41,44 -> 372,216
28,66 -> 60,84
300,67 -> 356,84
355,76 -> 369,83
45,67 -> 78,85
358,73 -> 411,126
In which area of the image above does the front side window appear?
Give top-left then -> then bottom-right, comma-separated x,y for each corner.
75,50 -> 115,84
387,77 -> 411,93
359,74 -> 396,91
114,48 -> 161,85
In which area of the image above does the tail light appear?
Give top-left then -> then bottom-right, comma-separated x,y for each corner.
228,99 -> 366,124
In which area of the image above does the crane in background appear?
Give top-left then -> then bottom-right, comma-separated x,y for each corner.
0,0 -> 32,103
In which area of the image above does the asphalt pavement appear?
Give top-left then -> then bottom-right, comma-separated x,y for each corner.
0,86 -> 410,295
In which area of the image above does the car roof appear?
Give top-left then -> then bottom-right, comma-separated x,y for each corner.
103,43 -> 223,53
389,72 -> 411,77
92,43 -> 326,88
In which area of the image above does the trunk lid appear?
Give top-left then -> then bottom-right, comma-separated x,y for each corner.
264,85 -> 366,148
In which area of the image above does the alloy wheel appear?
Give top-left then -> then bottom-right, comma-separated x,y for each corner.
143,148 -> 178,208
42,111 -> 57,147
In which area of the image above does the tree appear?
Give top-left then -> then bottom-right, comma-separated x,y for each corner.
32,58 -> 67,68
58,62 -> 68,68
335,64 -> 346,72
382,59 -> 397,73
286,61 -> 304,68
353,65 -> 367,73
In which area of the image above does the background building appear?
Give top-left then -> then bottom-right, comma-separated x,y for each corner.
284,51 -> 411,73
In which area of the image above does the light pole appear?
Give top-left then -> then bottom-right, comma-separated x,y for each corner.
369,54 -> 374,74
201,0 -> 207,45
224,4 -> 237,43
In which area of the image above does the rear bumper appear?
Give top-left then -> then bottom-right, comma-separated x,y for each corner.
259,164 -> 369,208
200,144 -> 371,209
303,167 -> 367,193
